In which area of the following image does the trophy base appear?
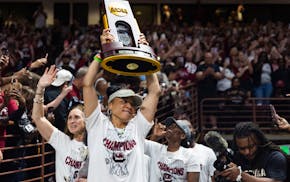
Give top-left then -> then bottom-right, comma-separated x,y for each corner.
101,42 -> 161,76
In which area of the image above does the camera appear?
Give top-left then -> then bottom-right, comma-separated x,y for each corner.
213,150 -> 233,182
18,112 -> 38,143
214,157 -> 230,172
204,131 -> 233,182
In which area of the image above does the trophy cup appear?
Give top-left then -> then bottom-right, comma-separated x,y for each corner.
101,0 -> 161,76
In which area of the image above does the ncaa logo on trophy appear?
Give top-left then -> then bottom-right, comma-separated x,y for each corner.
101,0 -> 160,76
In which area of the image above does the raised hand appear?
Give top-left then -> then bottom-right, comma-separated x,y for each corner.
150,121 -> 167,141
276,114 -> 290,131
38,65 -> 58,89
61,85 -> 73,96
100,28 -> 115,45
138,33 -> 149,46
34,53 -> 48,67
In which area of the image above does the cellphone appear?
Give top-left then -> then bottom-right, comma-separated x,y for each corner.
269,104 -> 278,126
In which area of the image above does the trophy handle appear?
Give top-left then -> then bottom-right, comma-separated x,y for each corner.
103,14 -> 109,29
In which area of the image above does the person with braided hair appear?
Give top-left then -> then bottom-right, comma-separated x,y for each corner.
219,122 -> 287,182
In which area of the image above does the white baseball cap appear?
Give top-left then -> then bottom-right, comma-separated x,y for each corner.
108,89 -> 142,107
51,69 -> 73,87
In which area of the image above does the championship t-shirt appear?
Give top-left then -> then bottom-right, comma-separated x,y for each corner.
49,128 -> 88,182
145,140 -> 201,182
86,104 -> 153,182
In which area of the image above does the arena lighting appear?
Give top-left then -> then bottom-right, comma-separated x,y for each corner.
236,4 -> 244,21
101,0 -> 160,76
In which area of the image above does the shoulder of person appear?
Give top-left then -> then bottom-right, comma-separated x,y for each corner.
268,150 -> 287,161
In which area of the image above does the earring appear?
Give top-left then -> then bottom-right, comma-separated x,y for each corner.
107,109 -> 112,116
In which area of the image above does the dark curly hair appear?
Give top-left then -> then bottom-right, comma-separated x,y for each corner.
232,122 -> 279,152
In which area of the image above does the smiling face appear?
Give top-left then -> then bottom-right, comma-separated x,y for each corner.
109,97 -> 137,127
66,107 -> 85,137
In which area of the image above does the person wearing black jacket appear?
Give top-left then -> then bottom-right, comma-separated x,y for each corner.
219,122 -> 287,182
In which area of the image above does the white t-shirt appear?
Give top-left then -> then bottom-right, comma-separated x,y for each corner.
192,143 -> 216,182
261,63 -> 272,84
35,13 -> 46,28
86,104 -> 153,182
217,67 -> 235,92
48,128 -> 88,182
144,154 -> 151,182
185,62 -> 197,74
145,140 -> 201,182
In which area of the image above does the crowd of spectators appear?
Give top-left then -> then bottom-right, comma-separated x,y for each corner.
0,7 -> 290,181
145,20 -> 290,99
143,20 -> 290,128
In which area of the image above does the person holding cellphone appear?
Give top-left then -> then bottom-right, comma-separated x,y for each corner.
270,104 -> 290,132
276,114 -> 290,132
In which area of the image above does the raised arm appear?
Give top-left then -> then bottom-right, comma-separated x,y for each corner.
83,29 -> 114,117
138,33 -> 161,123
82,56 -> 100,117
29,53 -> 48,70
140,73 -> 161,123
44,85 -> 72,112
31,65 -> 57,141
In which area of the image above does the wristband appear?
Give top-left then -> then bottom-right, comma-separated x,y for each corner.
35,89 -> 45,95
236,166 -> 242,182
33,97 -> 44,104
94,55 -> 102,63
36,85 -> 45,91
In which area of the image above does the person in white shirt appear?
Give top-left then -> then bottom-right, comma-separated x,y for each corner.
184,120 -> 217,182
146,117 -> 201,182
82,29 -> 161,182
32,65 -> 88,182
33,5 -> 47,30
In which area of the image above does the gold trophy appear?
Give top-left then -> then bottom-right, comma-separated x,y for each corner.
101,0 -> 160,76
